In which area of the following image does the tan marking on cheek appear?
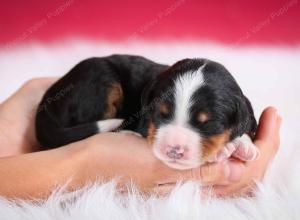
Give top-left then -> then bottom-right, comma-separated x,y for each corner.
159,102 -> 169,115
202,130 -> 231,161
198,111 -> 210,123
147,121 -> 157,146
104,83 -> 123,118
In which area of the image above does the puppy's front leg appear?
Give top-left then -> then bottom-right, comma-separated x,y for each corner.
214,134 -> 259,162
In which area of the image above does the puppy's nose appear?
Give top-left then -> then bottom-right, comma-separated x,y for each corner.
166,145 -> 185,160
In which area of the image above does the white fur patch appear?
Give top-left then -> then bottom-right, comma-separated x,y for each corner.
153,124 -> 202,170
231,134 -> 260,161
97,119 -> 124,132
152,66 -> 206,169
173,65 -> 205,126
209,134 -> 259,162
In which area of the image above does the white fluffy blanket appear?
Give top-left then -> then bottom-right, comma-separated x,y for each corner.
0,41 -> 300,219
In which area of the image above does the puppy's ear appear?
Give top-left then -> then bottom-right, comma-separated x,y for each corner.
231,95 -> 257,139
138,80 -> 157,137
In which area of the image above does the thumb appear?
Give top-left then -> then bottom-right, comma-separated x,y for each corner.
177,161 -> 243,186
254,107 -> 281,156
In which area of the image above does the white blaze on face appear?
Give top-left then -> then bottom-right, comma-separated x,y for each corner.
174,66 -> 205,126
153,65 -> 206,170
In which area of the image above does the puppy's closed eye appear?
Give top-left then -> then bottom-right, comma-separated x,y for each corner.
159,102 -> 170,117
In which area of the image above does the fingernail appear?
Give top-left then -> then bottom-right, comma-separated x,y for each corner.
268,107 -> 278,118
277,114 -> 282,123
274,109 -> 280,118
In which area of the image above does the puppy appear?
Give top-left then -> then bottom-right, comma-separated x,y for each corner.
36,55 -> 258,170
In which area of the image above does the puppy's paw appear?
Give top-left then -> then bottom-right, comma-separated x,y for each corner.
211,134 -> 259,162
231,134 -> 260,161
214,142 -> 237,162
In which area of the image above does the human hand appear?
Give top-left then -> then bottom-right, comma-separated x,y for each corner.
0,78 -> 280,197
68,131 -> 236,195
212,107 -> 281,196
0,78 -> 234,196
0,77 -> 58,156
72,106 -> 280,196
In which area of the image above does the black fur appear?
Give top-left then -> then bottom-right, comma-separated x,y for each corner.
35,55 -> 256,149
36,55 -> 168,148
138,58 -> 257,140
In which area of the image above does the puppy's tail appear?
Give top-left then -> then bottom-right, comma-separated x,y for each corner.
36,114 -> 123,150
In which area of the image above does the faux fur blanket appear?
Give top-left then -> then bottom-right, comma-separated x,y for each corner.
0,41 -> 299,219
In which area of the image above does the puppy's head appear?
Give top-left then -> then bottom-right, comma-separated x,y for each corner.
141,59 -> 256,170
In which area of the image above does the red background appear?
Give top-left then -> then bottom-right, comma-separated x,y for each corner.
1,0 -> 300,47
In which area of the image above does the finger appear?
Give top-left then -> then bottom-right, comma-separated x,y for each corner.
212,108 -> 282,197
191,163 -> 227,185
255,107 -> 280,145
179,161 -> 244,185
153,183 -> 176,196
254,107 -> 281,161
154,183 -> 216,199
210,183 -> 255,198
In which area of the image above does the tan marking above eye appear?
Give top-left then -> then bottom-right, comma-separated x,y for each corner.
159,102 -> 169,115
197,111 -> 210,123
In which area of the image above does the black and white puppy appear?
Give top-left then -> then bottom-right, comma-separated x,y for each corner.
36,55 -> 259,170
